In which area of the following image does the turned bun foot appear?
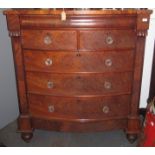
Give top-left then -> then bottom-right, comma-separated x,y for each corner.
21,133 -> 33,143
126,133 -> 138,143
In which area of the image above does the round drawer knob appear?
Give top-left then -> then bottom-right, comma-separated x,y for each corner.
44,35 -> 52,45
102,106 -> 109,114
106,36 -> 113,45
104,81 -> 112,90
105,58 -> 112,67
45,58 -> 52,66
48,105 -> 55,113
47,81 -> 54,89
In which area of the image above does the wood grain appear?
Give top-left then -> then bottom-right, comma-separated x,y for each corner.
26,72 -> 132,96
20,15 -> 137,29
24,50 -> 134,73
21,30 -> 77,50
28,94 -> 130,119
80,30 -> 136,50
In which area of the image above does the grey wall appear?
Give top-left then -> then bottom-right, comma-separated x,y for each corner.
0,12 -> 19,129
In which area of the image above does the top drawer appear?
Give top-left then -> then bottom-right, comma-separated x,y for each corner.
21,30 -> 77,50
79,30 -> 136,50
20,15 -> 137,29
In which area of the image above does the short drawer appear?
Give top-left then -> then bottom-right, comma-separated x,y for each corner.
80,30 -> 136,50
21,30 -> 77,50
24,50 -> 134,73
28,94 -> 130,119
26,72 -> 132,96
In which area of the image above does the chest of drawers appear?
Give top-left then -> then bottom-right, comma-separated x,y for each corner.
4,9 -> 152,143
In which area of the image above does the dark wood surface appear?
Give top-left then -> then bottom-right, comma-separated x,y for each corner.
32,117 -> 128,132
4,9 -> 152,143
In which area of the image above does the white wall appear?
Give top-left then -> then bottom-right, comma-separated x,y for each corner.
0,9 -> 154,129
0,11 -> 19,129
140,9 -> 155,107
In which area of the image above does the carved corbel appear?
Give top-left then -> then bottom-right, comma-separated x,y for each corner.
137,30 -> 148,37
9,31 -> 20,37
136,11 -> 151,37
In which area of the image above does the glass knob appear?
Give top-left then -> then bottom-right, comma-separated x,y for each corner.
44,35 -> 52,45
45,58 -> 52,66
105,59 -> 112,67
106,36 -> 113,45
47,81 -> 54,89
104,81 -> 112,90
48,105 -> 55,113
102,106 -> 109,114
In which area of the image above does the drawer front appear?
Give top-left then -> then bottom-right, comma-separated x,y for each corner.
24,50 -> 134,73
28,94 -> 130,119
20,15 -> 136,29
21,30 -> 77,50
80,30 -> 136,50
26,72 -> 132,96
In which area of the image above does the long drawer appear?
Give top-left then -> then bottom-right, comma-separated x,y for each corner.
21,30 -> 77,50
28,94 -> 130,119
80,30 -> 136,50
26,72 -> 132,96
20,15 -> 136,29
24,50 -> 134,73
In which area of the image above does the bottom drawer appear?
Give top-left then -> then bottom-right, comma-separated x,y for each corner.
28,94 -> 130,120
32,117 -> 127,132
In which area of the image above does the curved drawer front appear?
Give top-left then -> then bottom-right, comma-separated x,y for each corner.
26,72 -> 132,96
24,50 -> 134,73
80,30 -> 136,50
21,30 -> 77,50
20,15 -> 136,29
28,94 -> 130,119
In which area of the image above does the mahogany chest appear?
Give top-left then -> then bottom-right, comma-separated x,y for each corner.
4,9 -> 152,143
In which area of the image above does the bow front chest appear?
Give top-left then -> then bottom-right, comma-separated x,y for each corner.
4,9 -> 152,142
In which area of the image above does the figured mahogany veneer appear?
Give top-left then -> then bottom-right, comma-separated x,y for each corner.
4,9 -> 152,143
24,50 -> 134,73
79,30 -> 136,50
28,94 -> 130,120
21,30 -> 77,50
26,72 -> 132,96
20,15 -> 137,29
